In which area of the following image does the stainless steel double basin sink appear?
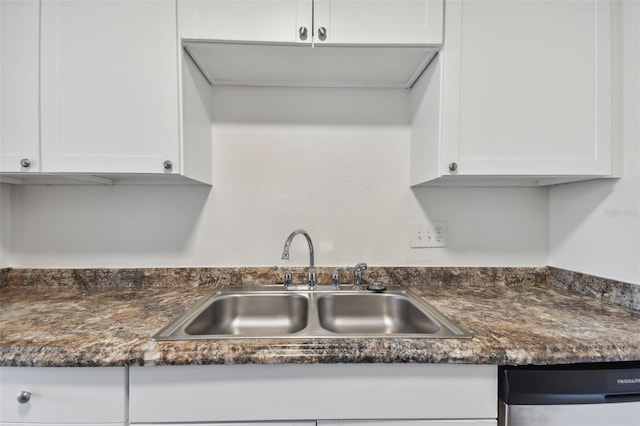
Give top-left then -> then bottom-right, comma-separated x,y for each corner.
152,285 -> 471,340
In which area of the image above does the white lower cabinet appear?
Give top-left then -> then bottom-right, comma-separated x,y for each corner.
319,421 -> 496,425
0,364 -> 496,425
139,422 -> 494,426
0,366 -> 127,426
129,364 -> 497,424
142,423 -> 314,426
143,423 -> 314,426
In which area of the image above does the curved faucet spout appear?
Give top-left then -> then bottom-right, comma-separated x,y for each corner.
281,229 -> 316,289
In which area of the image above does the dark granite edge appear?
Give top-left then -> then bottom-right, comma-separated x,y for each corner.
1,339 -> 638,367
3,350 -> 637,368
548,266 -> 640,312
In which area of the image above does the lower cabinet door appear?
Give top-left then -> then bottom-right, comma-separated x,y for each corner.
137,423 -> 315,426
1,423 -> 124,426
318,421 -> 496,425
129,364 -> 497,423
0,366 -> 127,425
133,422 -> 495,426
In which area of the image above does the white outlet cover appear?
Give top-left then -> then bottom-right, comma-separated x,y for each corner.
410,221 -> 447,248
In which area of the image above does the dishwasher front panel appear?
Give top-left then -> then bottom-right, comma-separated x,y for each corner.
498,362 -> 640,426
500,400 -> 640,426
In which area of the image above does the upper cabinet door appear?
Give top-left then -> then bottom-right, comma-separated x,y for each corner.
314,0 -> 443,45
178,0 -> 313,44
0,0 -> 40,173
40,0 -> 180,174
178,0 -> 442,45
440,0 -> 613,178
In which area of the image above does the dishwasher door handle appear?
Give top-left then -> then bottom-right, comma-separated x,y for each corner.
605,393 -> 640,402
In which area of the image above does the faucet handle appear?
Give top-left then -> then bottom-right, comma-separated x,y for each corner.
273,266 -> 293,290
353,262 -> 368,290
331,267 -> 349,290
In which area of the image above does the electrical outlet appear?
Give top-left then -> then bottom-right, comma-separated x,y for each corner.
410,222 -> 429,247
410,221 -> 447,248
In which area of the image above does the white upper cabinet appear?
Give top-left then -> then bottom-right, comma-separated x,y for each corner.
313,0 -> 443,45
411,0 -> 616,186
0,0 -> 40,173
179,0 -> 313,43
179,0 -> 442,45
0,0 -> 212,184
40,0 -> 180,175
179,0 -> 443,88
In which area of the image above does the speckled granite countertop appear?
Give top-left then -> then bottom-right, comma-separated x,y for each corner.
1,267 -> 638,367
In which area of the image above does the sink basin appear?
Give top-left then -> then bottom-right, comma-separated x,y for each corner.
184,294 -> 308,336
317,293 -> 440,334
152,285 -> 471,340
153,290 -> 310,339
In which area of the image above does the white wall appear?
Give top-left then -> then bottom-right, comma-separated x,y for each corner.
0,183 -> 12,267
3,86 -> 549,269
549,1 -> 640,285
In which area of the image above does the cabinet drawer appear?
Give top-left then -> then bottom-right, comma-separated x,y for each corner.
0,367 -> 127,424
130,364 -> 497,423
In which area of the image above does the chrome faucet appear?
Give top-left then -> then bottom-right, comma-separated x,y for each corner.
281,229 -> 317,289
353,262 -> 367,290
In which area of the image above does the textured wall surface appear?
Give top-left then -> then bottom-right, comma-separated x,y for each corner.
3,87 -> 549,268
549,1 -> 640,284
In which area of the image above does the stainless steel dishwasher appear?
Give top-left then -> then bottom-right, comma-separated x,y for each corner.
499,362 -> 640,426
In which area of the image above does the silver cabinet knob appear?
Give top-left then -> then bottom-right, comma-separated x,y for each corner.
448,162 -> 458,172
317,26 -> 327,40
17,391 -> 31,404
20,158 -> 31,168
163,160 -> 173,171
298,26 -> 308,40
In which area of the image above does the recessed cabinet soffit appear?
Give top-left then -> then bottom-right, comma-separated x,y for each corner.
184,41 -> 439,89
